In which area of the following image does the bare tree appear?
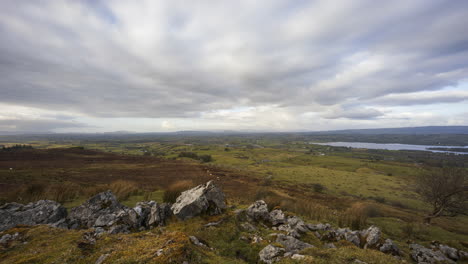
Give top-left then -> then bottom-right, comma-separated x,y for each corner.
415,167 -> 467,224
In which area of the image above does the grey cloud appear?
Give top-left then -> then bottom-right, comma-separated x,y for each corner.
322,107 -> 384,120
0,0 -> 467,122
371,90 -> 468,106
0,119 -> 88,132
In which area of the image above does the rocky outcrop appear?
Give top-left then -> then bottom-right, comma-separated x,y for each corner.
246,200 -> 270,222
410,243 -> 455,264
276,234 -> 313,252
68,191 -> 138,232
0,200 -> 67,231
171,181 -> 226,220
413,242 -> 468,262
259,244 -> 285,264
134,201 -> 172,228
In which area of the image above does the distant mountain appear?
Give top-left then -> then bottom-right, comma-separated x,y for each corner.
309,126 -> 468,135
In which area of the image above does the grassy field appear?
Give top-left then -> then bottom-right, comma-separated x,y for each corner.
0,138 -> 467,263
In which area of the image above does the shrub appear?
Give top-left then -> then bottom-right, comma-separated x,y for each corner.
369,196 -> 386,203
178,152 -> 199,159
199,154 -> 212,163
312,183 -> 326,193
163,180 -> 194,203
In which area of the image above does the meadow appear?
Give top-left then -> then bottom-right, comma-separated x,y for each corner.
0,134 -> 467,263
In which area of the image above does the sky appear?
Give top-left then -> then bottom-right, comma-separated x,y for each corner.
1,0 -> 468,133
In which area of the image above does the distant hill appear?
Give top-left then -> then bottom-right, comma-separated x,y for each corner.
310,126 -> 468,135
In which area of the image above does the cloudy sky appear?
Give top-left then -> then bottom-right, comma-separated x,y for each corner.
1,0 -> 468,133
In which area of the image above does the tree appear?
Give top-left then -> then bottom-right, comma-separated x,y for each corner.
415,167 -> 467,224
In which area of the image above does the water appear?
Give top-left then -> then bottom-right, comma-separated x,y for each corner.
313,142 -> 468,155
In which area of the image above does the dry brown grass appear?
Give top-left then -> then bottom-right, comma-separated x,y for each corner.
163,180 -> 194,203
108,180 -> 140,200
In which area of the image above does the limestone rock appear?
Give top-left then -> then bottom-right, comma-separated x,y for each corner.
68,191 -> 125,229
134,201 -> 172,228
362,225 -> 381,248
307,223 -> 331,231
0,200 -> 67,231
379,239 -> 400,256
68,191 -> 139,233
437,244 -> 460,261
246,200 -> 270,222
259,244 -> 285,264
410,243 -> 455,264
276,234 -> 313,252
171,181 -> 226,220
269,209 -> 286,226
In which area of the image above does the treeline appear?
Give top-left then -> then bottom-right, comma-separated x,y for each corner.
1,144 -> 33,151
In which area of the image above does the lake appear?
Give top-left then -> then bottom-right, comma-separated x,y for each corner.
313,142 -> 468,155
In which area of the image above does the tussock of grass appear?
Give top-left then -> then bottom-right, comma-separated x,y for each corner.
163,180 -> 194,203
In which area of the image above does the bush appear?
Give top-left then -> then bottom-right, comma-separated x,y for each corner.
163,180 -> 194,203
369,196 -> 386,203
199,154 -> 212,163
312,183 -> 326,193
178,152 -> 199,159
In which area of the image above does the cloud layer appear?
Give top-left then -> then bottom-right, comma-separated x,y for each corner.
1,0 -> 467,132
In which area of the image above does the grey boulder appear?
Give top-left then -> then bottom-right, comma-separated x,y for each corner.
362,225 -> 381,248
0,200 -> 67,231
276,234 -> 313,252
259,244 -> 285,264
379,239 -> 401,256
410,244 -> 455,264
269,209 -> 286,226
134,201 -> 172,228
171,181 -> 226,220
68,191 -> 139,233
246,200 -> 270,222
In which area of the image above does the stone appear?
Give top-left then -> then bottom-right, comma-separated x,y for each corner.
438,244 -> 459,261
0,232 -> 19,245
286,216 -> 308,233
134,201 -> 171,227
276,234 -> 313,252
259,244 -> 285,264
353,260 -> 368,264
246,200 -> 270,222
410,243 -> 455,264
171,181 -> 226,220
240,222 -> 257,232
189,236 -> 208,248
379,239 -> 401,256
269,209 -> 286,226
307,223 -> 330,231
362,225 -> 381,248
344,231 -> 361,247
324,243 -> 336,249
0,200 -> 67,231
291,254 -> 305,260
108,224 -> 130,234
95,253 -> 110,264
146,202 -> 172,227
459,250 -> 468,260
68,191 -> 126,229
252,235 -> 263,244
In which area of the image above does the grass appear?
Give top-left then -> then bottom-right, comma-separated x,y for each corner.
0,143 -> 467,263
